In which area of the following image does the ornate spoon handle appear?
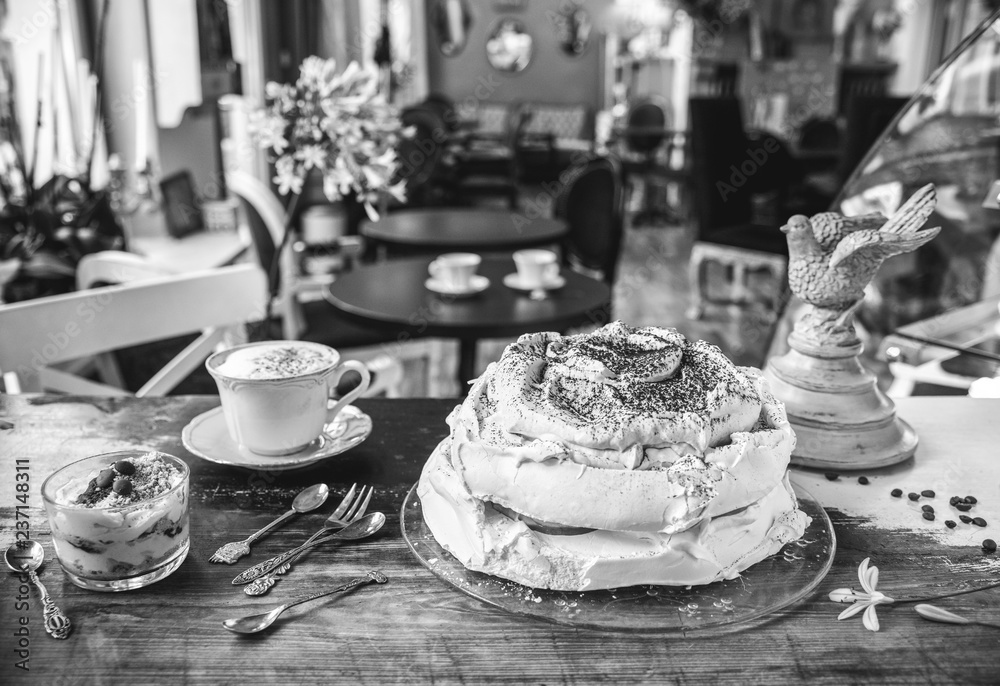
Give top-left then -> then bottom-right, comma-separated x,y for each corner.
280,571 -> 388,613
232,532 -> 344,585
243,530 -> 327,596
27,569 -> 71,639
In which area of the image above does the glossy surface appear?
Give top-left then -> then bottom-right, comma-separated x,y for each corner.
359,208 -> 566,251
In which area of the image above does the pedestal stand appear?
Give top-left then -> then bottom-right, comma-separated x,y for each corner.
764,303 -> 917,469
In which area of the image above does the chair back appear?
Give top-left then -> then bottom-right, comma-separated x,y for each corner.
556,155 -> 624,285
0,264 -> 268,395
839,95 -> 909,183
625,99 -> 667,154
797,117 -> 841,151
397,106 -> 448,200
423,93 -> 458,131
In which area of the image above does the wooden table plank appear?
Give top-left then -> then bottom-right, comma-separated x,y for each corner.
1,395 -> 998,685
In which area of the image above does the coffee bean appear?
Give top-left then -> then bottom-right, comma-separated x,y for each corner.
955,503 -> 972,512
984,539 -> 997,553
921,490 -> 935,498
945,520 -> 957,529
972,517 -> 987,527
114,460 -> 136,476
891,488 -> 903,498
908,492 -> 920,501
95,469 -> 115,489
112,477 -> 133,496
922,512 -> 935,521
964,496 -> 978,505
858,476 -> 870,485
825,473 -> 839,481
949,496 -> 961,506
921,504 -> 934,513
960,515 -> 973,524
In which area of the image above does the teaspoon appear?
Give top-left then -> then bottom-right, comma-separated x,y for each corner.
210,483 -> 330,564
223,570 -> 388,634
232,512 -> 386,585
4,541 -> 71,639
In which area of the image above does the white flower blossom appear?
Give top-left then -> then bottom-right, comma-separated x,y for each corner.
829,557 -> 895,632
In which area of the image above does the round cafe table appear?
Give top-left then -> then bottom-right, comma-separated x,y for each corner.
323,256 -> 611,388
359,208 -> 567,253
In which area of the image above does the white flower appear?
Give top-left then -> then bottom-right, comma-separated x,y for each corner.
273,157 -> 304,196
829,557 -> 895,632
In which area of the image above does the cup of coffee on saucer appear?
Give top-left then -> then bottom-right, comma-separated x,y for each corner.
426,253 -> 487,296
506,249 -> 564,297
205,341 -> 370,456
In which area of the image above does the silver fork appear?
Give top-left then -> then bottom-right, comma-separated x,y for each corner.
243,484 -> 373,596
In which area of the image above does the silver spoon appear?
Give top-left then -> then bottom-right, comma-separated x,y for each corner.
210,483 -> 330,564
4,541 -> 71,639
223,570 -> 388,634
232,511 -> 386,585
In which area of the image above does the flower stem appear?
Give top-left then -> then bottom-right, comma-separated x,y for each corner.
893,579 -> 1000,605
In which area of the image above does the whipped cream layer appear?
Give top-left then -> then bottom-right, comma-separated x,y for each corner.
417,323 -> 809,590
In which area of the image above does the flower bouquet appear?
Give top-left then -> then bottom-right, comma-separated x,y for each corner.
250,56 -> 408,221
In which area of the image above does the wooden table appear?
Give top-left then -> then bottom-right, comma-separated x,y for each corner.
2,395 -> 999,684
323,256 -> 612,385
359,208 -> 567,253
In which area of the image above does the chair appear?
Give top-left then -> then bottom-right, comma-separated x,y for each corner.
555,155 -> 625,287
686,97 -> 794,319
619,97 -> 684,226
394,106 -> 449,207
225,171 -> 418,396
448,103 -> 532,209
839,95 -> 909,184
836,63 -> 897,118
0,264 -> 267,395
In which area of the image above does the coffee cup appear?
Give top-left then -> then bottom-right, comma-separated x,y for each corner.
429,253 -> 481,290
513,249 -> 560,289
206,341 -> 371,456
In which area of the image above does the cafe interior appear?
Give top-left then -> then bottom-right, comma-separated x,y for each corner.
2,0 -> 999,398
4,1 -> 1000,680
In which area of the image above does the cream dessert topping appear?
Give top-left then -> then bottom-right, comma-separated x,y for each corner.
418,322 -> 810,591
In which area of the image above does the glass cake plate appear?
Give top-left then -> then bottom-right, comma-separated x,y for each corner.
400,480 -> 835,635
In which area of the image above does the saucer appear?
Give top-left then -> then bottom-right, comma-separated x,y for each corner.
502,273 -> 566,292
181,405 -> 372,471
425,274 -> 490,297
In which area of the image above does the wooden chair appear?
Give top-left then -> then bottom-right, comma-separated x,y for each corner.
448,103 -> 532,209
0,264 -> 267,395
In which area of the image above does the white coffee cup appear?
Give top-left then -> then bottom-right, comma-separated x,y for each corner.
513,249 -> 560,289
429,253 -> 481,290
206,341 -> 371,456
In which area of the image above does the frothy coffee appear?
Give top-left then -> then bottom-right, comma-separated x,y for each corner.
214,343 -> 337,380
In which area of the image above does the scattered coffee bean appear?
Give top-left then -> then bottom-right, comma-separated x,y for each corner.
921,504 -> 934,513
972,517 -> 987,527
964,496 -> 978,505
949,496 -> 961,506
922,512 -> 935,521
945,520 -> 957,529
825,473 -> 839,481
908,492 -> 920,501
984,539 -> 997,553
955,502 -> 973,512
95,468 -> 115,489
114,460 -> 136,476
960,515 -> 973,524
921,490 -> 935,498
858,476 -> 870,485
891,488 -> 903,498
112,477 -> 133,496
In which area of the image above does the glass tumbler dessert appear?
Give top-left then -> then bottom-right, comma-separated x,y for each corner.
41,450 -> 190,591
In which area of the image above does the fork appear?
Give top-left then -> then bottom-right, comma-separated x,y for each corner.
243,484 -> 373,596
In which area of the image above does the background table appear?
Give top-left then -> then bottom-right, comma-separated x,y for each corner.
1,396 -> 999,684
324,256 -> 612,385
359,208 -> 567,253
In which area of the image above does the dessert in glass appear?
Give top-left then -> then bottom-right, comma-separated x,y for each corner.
41,450 -> 190,591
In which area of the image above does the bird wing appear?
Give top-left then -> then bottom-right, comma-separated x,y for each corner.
830,225 -> 942,268
881,183 -> 937,237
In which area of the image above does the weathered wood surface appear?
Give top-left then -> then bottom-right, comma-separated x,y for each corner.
1,395 -> 998,685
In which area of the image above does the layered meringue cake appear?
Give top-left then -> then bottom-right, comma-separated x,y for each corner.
417,322 -> 810,591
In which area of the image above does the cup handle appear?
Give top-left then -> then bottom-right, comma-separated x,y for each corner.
545,263 -> 560,282
325,360 -> 372,424
428,261 -> 442,280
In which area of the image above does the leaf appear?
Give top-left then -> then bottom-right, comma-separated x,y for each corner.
915,604 -> 971,625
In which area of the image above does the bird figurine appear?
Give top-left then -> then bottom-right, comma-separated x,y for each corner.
782,184 -> 941,309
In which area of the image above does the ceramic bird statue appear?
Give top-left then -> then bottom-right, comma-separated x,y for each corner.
782,184 -> 941,309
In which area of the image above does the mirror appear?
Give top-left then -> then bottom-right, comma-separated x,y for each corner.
486,18 -> 532,72
433,0 -> 472,57
554,7 -> 592,57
